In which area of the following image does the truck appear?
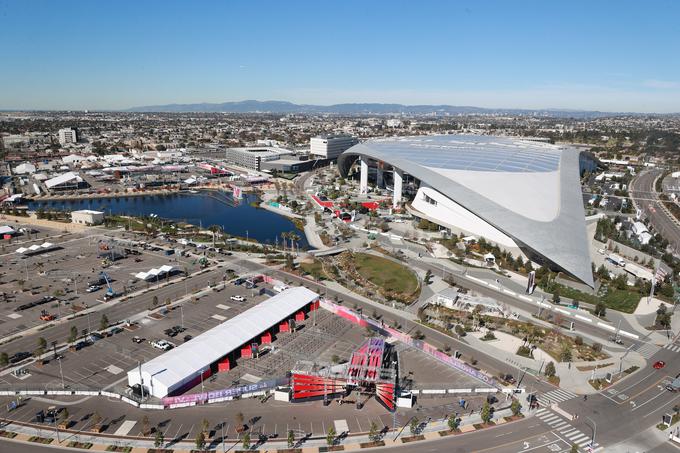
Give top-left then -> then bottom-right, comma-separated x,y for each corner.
607,254 -> 626,267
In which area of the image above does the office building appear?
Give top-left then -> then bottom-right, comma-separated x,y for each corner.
310,135 -> 358,160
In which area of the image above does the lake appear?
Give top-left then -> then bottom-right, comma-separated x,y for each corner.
28,191 -> 309,248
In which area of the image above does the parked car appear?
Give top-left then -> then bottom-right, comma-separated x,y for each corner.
150,339 -> 172,351
86,285 -> 101,293
9,351 -> 30,364
132,336 -> 144,344
230,295 -> 245,302
500,374 -> 516,384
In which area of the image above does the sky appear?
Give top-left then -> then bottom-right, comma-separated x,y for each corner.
0,0 -> 679,112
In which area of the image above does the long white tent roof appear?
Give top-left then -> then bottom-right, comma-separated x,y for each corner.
128,286 -> 319,395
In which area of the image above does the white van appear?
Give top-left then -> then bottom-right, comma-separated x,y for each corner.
273,284 -> 289,293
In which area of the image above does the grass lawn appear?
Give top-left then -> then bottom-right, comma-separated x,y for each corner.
299,260 -> 325,279
353,253 -> 419,296
551,283 -> 641,314
601,289 -> 642,313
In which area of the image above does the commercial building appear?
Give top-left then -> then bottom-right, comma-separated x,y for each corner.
58,128 -> 78,145
127,286 -> 320,398
44,171 -> 86,191
225,147 -> 292,171
261,157 -> 318,174
310,135 -> 358,160
338,135 -> 596,287
71,209 -> 104,225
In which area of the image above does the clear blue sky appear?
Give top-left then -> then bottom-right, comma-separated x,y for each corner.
1,0 -> 679,112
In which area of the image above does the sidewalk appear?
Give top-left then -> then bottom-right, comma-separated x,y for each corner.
0,405 -> 521,452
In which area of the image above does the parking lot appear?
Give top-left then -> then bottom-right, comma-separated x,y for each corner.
0,227 -> 197,338
0,224 -> 498,444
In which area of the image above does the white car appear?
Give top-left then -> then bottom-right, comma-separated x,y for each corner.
86,285 -> 101,293
150,340 -> 172,351
230,295 -> 245,302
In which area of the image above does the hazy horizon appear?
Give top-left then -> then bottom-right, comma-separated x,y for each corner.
1,0 -> 679,113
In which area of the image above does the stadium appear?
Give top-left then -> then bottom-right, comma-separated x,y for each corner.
337,135 -> 598,287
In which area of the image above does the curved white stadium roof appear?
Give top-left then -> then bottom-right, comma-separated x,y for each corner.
338,135 -> 593,287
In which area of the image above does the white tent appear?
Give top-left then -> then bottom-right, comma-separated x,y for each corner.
127,286 -> 319,398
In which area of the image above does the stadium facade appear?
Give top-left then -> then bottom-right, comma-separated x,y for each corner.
338,135 -> 597,287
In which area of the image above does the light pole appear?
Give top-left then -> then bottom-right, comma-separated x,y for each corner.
180,304 -> 184,330
221,421 -> 225,453
585,416 -> 597,450
58,356 -> 65,389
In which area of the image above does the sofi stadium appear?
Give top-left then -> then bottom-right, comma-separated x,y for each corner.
337,135 -> 598,287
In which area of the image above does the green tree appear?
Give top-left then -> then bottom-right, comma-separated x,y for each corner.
152,295 -> 159,307
552,288 -> 561,305
594,301 -> 607,318
0,352 -> 8,366
571,444 -> 578,453
285,253 -> 295,271
409,417 -> 419,435
287,430 -> 295,448
480,401 -> 492,424
447,413 -> 459,431
511,398 -> 522,416
195,431 -> 206,450
38,337 -> 47,351
424,269 -> 433,285
69,325 -> 78,344
326,426 -> 336,446
242,432 -> 250,449
544,361 -> 556,378
560,344 -> 573,362
99,314 -> 109,331
154,429 -> 164,448
368,421 -> 379,442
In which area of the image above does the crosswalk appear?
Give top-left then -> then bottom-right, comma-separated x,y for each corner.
664,343 -> 680,353
634,342 -> 660,358
536,388 -> 577,406
535,408 -> 603,452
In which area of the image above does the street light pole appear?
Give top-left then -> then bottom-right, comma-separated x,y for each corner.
58,357 -> 65,389
180,304 -> 184,330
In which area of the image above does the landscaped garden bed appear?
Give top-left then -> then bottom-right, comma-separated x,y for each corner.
67,441 -> 93,449
359,440 -> 385,448
400,434 -> 425,443
28,436 -> 54,444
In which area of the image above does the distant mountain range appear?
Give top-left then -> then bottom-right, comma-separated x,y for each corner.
126,99 -> 628,118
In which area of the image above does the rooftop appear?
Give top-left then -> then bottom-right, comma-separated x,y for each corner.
365,135 -> 562,173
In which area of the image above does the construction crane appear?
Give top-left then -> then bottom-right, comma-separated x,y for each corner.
99,271 -> 116,300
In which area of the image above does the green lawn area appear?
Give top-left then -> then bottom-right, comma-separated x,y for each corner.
552,283 -> 641,314
299,260 -> 325,279
353,253 -> 419,296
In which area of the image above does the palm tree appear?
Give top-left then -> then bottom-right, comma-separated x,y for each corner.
288,231 -> 300,254
280,232 -> 289,252
208,225 -> 222,248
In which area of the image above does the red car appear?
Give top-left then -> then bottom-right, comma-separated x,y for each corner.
653,361 -> 666,370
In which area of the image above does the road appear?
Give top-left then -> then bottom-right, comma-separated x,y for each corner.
631,169 -> 680,252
